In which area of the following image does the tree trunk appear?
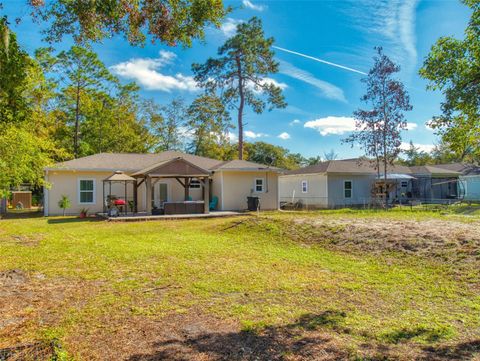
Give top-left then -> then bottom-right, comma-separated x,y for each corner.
235,54 -> 245,160
74,83 -> 81,158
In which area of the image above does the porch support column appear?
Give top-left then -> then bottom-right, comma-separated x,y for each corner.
203,176 -> 210,214
133,181 -> 138,213
145,176 -> 152,214
184,177 -> 190,201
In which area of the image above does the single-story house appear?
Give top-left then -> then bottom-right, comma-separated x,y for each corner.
433,163 -> 480,202
279,159 -> 467,208
44,151 -> 280,216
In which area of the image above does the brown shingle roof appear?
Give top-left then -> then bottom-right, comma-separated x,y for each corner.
46,151 -> 278,172
433,163 -> 480,175
285,160 -> 411,175
211,159 -> 280,171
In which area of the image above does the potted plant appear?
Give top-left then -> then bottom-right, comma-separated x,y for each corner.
79,208 -> 89,218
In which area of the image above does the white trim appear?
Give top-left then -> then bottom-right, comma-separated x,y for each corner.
220,171 -> 224,210
44,170 -> 49,216
254,178 -> 265,193
301,180 -> 308,193
78,178 -> 96,205
343,179 -> 353,199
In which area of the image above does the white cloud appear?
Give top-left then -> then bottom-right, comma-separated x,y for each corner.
220,18 -> 243,37
304,116 -> 356,136
247,77 -> 288,94
289,119 -> 301,126
278,132 -> 291,140
279,61 -> 346,102
110,51 -> 198,92
346,0 -> 419,72
242,0 -> 265,11
406,122 -> 418,130
425,119 -> 435,131
401,142 -> 435,153
227,131 -> 238,142
245,130 -> 268,139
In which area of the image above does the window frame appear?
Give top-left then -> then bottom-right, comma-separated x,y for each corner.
343,180 -> 352,199
78,178 -> 96,205
189,179 -> 201,189
401,181 -> 408,188
254,178 -> 265,193
301,180 -> 308,193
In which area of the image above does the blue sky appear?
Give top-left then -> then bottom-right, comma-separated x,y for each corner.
2,0 -> 472,158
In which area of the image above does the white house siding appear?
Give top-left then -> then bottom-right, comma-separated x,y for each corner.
461,175 -> 480,201
45,170 -> 145,216
327,174 -> 374,208
278,174 -> 328,208
220,171 -> 279,210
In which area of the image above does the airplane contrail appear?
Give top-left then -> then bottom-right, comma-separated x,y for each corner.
273,46 -> 367,75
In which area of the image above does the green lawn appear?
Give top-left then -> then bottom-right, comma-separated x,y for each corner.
1,209 -> 480,360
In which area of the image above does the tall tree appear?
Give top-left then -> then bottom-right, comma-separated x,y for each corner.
146,98 -> 187,152
344,47 -> 412,203
186,93 -> 232,159
419,0 -> 480,162
323,149 -> 338,161
0,17 -> 30,124
80,84 -> 153,155
192,17 -> 287,159
400,141 -> 433,166
28,0 -> 227,47
37,46 -> 116,158
244,141 -> 305,169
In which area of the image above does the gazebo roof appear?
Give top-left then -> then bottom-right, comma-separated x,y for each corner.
132,157 -> 211,177
104,171 -> 136,182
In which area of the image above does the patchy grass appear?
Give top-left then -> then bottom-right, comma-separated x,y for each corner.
1,211 -> 480,360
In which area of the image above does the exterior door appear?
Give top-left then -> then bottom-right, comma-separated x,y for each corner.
154,182 -> 169,208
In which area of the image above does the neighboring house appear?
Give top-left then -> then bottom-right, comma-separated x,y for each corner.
434,163 -> 480,202
44,151 -> 280,216
279,159 -> 466,208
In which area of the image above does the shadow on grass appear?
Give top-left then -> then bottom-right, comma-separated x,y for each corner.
126,312 -> 354,361
381,326 -> 451,344
1,209 -> 43,219
47,216 -> 102,224
125,310 -> 480,361
421,340 -> 480,360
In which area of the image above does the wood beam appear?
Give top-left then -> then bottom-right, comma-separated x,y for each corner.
203,176 -> 210,214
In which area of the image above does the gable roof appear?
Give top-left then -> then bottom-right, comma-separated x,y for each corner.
211,159 -> 281,171
283,159 -> 474,176
46,150 -> 278,173
409,165 -> 461,176
285,159 -> 411,176
132,157 -> 211,177
433,163 -> 480,175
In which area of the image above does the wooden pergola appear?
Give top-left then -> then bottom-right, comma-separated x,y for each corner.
131,157 -> 211,214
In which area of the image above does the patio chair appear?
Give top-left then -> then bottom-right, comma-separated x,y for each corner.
209,196 -> 218,211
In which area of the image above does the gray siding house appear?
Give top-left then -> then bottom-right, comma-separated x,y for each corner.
279,159 -> 468,208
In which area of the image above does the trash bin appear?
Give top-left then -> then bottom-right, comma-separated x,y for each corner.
247,196 -> 260,211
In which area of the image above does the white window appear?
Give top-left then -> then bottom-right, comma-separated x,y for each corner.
401,181 -> 408,188
78,179 -> 95,204
344,180 -> 352,199
301,180 -> 308,193
189,179 -> 201,189
254,178 -> 265,193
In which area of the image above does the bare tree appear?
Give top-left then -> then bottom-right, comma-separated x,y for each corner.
344,47 -> 412,205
